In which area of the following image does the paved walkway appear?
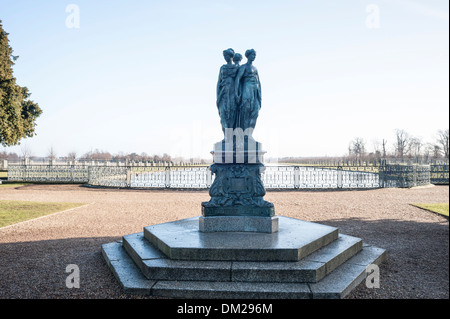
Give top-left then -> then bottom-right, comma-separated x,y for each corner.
0,184 -> 448,298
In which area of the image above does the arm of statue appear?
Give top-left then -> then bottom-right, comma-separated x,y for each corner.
235,66 -> 245,103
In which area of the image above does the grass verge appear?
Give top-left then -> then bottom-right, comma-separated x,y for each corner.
410,203 -> 449,218
0,182 -> 31,188
0,200 -> 85,228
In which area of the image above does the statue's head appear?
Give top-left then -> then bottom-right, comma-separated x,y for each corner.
245,49 -> 256,61
233,53 -> 242,64
223,48 -> 235,63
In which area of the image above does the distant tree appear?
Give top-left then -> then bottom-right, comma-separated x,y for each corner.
126,152 -> 139,161
83,150 -> 93,160
47,146 -> 57,161
408,137 -> 423,161
112,152 -> 125,161
83,149 -> 112,161
162,153 -> 172,162
381,139 -> 388,158
20,143 -> 32,160
0,150 -> 19,161
372,140 -> 383,162
350,137 -> 366,161
140,152 -> 149,161
394,129 -> 410,160
67,152 -> 77,161
0,20 -> 42,147
433,145 -> 441,159
437,129 -> 449,158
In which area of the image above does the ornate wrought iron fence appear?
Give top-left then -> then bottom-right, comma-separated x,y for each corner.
8,163 -> 446,189
262,165 -> 380,189
88,166 -> 128,187
430,164 -> 449,185
130,166 -> 212,188
379,164 -> 431,188
7,165 -> 89,183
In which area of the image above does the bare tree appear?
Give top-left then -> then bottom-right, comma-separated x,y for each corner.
394,129 -> 410,160
140,152 -> 149,161
20,143 -> 33,160
48,146 -> 57,161
408,137 -> 423,162
162,153 -> 172,162
0,149 -> 7,160
67,152 -> 77,161
350,137 -> 366,161
373,139 -> 381,154
371,139 -> 382,162
382,139 -> 388,158
433,145 -> 441,159
83,149 -> 112,161
437,129 -> 449,158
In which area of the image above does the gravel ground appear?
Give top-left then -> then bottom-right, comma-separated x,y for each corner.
0,184 -> 448,299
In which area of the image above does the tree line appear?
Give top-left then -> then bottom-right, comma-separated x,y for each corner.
347,129 -> 449,163
279,128 -> 449,166
0,147 -> 208,165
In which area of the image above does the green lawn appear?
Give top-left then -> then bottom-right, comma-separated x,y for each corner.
411,203 -> 449,217
0,200 -> 85,228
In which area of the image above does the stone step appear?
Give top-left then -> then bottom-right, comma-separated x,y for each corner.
123,232 -> 233,282
308,244 -> 386,299
231,234 -> 363,283
143,216 -> 338,262
122,231 -> 362,283
102,240 -> 386,299
101,241 -> 155,295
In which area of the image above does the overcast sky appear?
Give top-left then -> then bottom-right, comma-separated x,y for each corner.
1,0 -> 448,159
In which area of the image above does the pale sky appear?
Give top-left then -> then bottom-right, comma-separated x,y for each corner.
0,0 -> 448,159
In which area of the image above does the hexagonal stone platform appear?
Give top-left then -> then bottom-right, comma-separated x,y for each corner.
144,216 -> 338,261
102,215 -> 386,299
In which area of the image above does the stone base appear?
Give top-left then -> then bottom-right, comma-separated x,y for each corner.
102,216 -> 387,299
199,216 -> 278,233
212,138 -> 265,164
202,205 -> 275,218
202,163 -> 274,212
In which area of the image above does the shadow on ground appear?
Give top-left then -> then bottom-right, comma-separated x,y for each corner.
0,236 -> 141,299
0,217 -> 448,299
312,217 -> 449,299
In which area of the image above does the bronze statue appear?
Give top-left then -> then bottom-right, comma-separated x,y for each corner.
216,48 -> 261,134
235,49 -> 261,132
216,48 -> 239,132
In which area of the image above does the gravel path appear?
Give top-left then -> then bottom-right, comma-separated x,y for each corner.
0,184 -> 448,299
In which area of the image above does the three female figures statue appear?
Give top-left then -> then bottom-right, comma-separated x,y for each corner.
216,48 -> 261,136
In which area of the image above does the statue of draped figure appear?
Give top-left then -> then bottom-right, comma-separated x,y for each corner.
216,48 -> 261,134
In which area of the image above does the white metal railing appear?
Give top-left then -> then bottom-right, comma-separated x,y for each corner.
7,163 -> 440,189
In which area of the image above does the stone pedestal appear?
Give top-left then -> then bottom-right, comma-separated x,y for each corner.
102,216 -> 387,299
199,216 -> 278,233
201,138 -> 275,233
212,138 -> 265,164
101,135 -> 387,299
